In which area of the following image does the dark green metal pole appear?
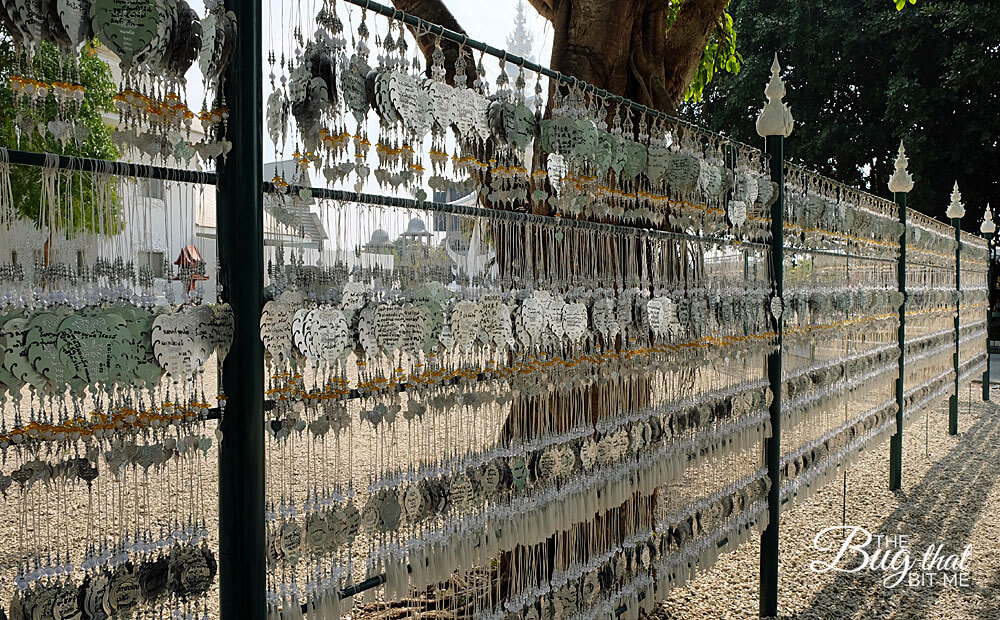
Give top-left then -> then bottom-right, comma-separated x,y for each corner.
950,219 -> 961,435
759,133 -> 783,618
889,194 -> 906,490
218,0 -> 266,617
983,233 -> 993,401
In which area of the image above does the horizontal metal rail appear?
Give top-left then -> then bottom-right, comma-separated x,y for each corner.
784,246 -> 898,264
3,148 -> 218,185
276,182 -> 770,249
3,148 -> 768,250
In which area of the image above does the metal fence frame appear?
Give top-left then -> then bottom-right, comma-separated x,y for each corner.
2,0 -> 992,616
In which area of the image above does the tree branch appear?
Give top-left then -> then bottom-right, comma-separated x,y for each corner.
389,0 -> 465,38
629,27 -> 656,109
629,53 -> 655,109
526,0 -> 555,22
389,0 -> 478,86
660,0 -> 730,110
646,0 -> 675,14
644,4 -> 669,60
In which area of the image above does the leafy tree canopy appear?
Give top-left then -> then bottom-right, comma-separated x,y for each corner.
681,0 -> 998,229
681,0 -> 920,102
677,1 -> 742,102
1,29 -> 120,233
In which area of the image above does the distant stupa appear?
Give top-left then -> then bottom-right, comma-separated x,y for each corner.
505,0 -> 535,80
507,0 -> 535,62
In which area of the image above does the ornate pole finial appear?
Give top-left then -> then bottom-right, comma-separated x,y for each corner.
981,203 -> 996,235
756,53 -> 795,138
887,140 -> 914,194
946,181 -> 965,219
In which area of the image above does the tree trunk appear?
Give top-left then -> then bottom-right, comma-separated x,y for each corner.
540,0 -> 730,114
379,2 -> 726,612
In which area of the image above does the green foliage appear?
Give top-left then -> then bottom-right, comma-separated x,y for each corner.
786,256 -> 814,283
0,30 -> 120,234
669,0 -> 743,102
896,0 -> 918,10
681,0 -> 999,230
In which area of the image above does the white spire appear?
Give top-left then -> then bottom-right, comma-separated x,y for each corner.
946,181 -> 965,219
506,0 -> 534,60
887,141 -> 914,194
756,54 -> 794,138
981,203 -> 995,235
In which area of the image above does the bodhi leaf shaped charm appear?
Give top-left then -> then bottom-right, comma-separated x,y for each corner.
622,140 -> 648,178
645,142 -> 671,185
591,297 -> 617,339
292,308 -> 310,358
592,130 -> 615,173
424,79 -> 457,132
58,0 -> 93,51
0,328 -> 20,395
340,55 -> 370,124
152,309 -> 199,378
697,160 -> 723,198
729,200 -> 748,227
374,303 -> 404,353
92,0 -> 162,69
56,311 -> 135,386
212,303 -> 235,362
561,303 -> 589,343
26,310 -> 81,391
311,307 -> 350,364
506,102 -> 536,152
519,295 -> 546,344
451,300 -> 483,351
770,296 -> 784,321
399,303 -> 428,357
187,304 -> 218,369
668,152 -> 700,194
7,316 -> 56,392
542,117 -> 583,161
260,300 -> 295,361
129,307 -> 165,387
15,0 -> 45,47
646,297 -> 679,339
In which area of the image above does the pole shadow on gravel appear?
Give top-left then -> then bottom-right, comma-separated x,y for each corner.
786,403 -> 1000,620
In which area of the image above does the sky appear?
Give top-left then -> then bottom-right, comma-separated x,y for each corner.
449,0 -> 552,64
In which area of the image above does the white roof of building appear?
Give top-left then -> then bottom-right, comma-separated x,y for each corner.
195,161 -> 326,248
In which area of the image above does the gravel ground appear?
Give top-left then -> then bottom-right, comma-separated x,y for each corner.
4,365 -> 997,619
653,393 -> 1000,620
